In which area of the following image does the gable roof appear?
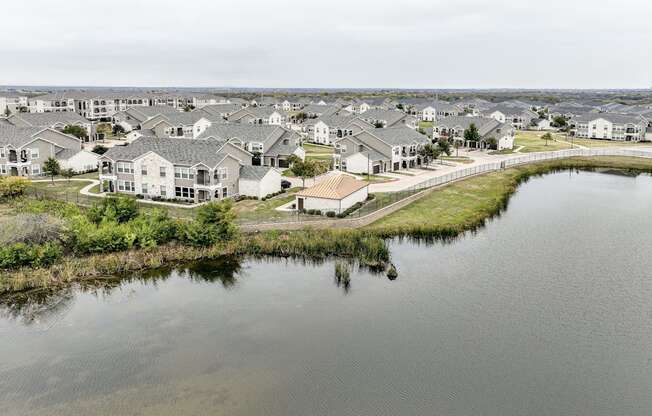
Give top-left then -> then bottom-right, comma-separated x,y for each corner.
239,165 -> 277,181
0,126 -> 80,148
8,112 -> 89,127
365,126 -> 430,146
102,136 -> 242,168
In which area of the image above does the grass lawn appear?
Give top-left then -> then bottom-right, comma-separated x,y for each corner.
306,154 -> 334,162
441,156 -> 474,164
564,137 -> 652,148
29,179 -> 95,197
367,156 -> 652,236
488,148 -> 514,155
234,188 -> 301,222
418,121 -> 433,129
303,143 -> 334,155
514,131 -> 573,153
350,173 -> 395,183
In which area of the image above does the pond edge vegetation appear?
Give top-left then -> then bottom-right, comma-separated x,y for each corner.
1,156 -> 652,294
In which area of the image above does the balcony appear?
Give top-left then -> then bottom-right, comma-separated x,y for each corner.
195,170 -> 211,186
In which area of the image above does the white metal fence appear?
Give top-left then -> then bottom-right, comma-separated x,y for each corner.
239,148 -> 652,226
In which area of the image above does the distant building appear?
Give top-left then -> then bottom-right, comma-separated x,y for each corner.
571,113 -> 649,141
435,116 -> 515,150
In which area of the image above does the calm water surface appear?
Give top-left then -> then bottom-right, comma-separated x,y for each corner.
2,170 -> 652,415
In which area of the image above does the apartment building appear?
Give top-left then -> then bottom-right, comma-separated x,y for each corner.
140,112 -> 217,139
5,112 -> 93,140
571,113 -> 649,141
486,105 -> 538,130
198,124 -> 305,168
0,92 -> 29,114
98,136 -> 280,202
227,107 -> 288,126
112,106 -> 182,132
435,116 -> 515,150
0,125 -> 97,176
357,109 -> 409,128
332,126 -> 429,174
311,116 -> 373,145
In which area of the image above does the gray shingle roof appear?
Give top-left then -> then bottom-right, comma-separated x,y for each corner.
199,124 -> 284,144
102,137 -> 237,167
239,165 -> 276,181
8,112 -> 89,126
0,126 -> 49,147
573,112 -> 647,124
359,109 -> 407,126
366,126 -> 430,146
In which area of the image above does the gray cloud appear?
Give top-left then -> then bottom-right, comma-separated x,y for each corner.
2,0 -> 651,88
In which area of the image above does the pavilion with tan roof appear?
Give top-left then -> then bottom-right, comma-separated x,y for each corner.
295,174 -> 369,214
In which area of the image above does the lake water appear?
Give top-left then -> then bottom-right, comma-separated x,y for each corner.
2,170 -> 652,415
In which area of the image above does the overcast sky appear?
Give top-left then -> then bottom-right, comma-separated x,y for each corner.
3,0 -> 651,89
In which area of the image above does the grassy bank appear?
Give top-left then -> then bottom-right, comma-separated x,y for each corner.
3,156 -> 652,294
367,156 -> 652,238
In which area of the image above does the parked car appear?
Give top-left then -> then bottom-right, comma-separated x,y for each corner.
281,179 -> 291,189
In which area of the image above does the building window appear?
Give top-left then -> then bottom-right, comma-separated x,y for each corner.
222,187 -> 228,198
0,148 -> 5,158
31,164 -> 41,175
117,180 -> 135,192
174,167 -> 194,179
218,167 -> 227,180
141,165 -> 148,176
30,148 -> 39,159
160,185 -> 166,197
142,183 -> 148,194
175,186 -> 195,199
117,162 -> 134,174
160,166 -> 166,177
0,165 -> 6,174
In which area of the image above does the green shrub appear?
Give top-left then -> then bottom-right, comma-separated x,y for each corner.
88,196 -> 139,224
195,200 -> 238,241
0,242 -> 63,269
326,211 -> 336,217
0,176 -> 30,198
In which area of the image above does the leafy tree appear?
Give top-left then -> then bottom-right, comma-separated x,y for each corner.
484,137 -> 498,150
61,168 -> 75,182
288,155 -> 319,187
551,116 -> 567,128
437,138 -> 452,157
43,157 -> 60,184
542,132 -> 553,146
373,121 -> 384,128
183,200 -> 238,246
112,124 -> 126,135
87,196 -> 139,224
418,143 -> 441,166
183,105 -> 195,112
293,112 -> 308,122
453,140 -> 461,157
92,144 -> 108,155
396,103 -> 404,110
63,125 -> 88,140
463,123 -> 481,144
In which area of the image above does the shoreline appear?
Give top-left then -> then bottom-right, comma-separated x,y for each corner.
2,156 -> 652,295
